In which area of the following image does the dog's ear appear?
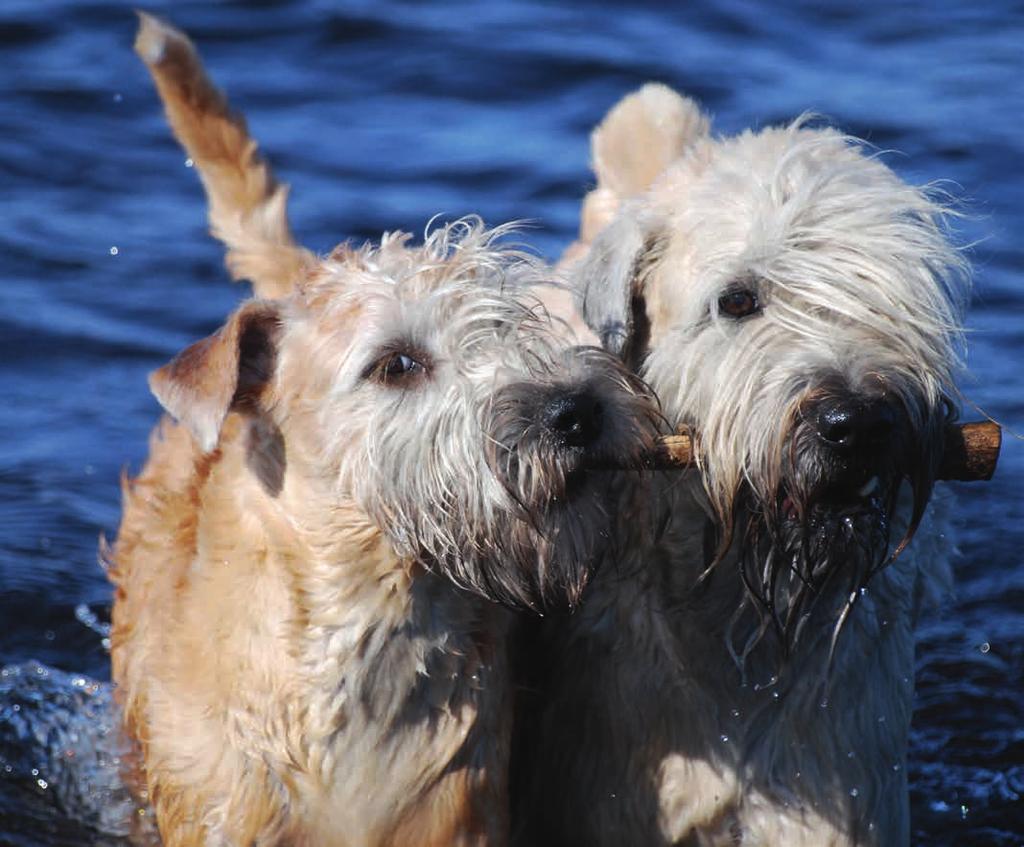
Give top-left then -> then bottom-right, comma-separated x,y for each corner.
591,83 -> 710,200
568,86 -> 705,340
149,301 -> 282,453
573,210 -> 662,368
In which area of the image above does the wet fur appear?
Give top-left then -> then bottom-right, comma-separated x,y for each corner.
516,85 -> 969,846
109,18 -> 661,846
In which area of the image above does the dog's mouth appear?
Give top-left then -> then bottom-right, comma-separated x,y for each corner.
486,376 -> 662,513
778,472 -> 892,526
722,474 -> 901,663
768,387 -> 943,559
728,429 -> 941,654
773,471 -> 898,570
495,439 -> 628,517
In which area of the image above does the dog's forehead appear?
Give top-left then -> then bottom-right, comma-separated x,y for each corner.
289,250 -> 558,384
653,126 -> 960,311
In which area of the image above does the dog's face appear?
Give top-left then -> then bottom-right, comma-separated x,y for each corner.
576,119 -> 968,637
152,222 -> 661,611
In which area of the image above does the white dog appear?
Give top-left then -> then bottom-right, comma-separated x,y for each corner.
515,85 -> 969,846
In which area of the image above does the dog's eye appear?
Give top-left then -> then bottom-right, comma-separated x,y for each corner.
717,289 -> 761,319
367,352 -> 427,386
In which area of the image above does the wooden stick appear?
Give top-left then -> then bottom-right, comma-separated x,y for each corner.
642,421 -> 1001,482
937,421 -> 1002,482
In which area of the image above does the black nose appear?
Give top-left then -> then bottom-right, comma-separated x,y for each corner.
543,391 -> 604,448
815,397 -> 897,454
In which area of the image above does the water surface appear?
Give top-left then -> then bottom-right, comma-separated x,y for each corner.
1,1 -> 1022,843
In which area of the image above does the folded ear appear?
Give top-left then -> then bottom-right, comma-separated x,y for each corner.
591,83 -> 710,199
149,301 -> 282,452
573,209 -> 664,369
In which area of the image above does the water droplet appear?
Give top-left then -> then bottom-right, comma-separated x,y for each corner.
877,715 -> 886,723
859,586 -> 868,596
979,642 -> 990,654
3,764 -> 11,773
30,769 -> 38,777
772,691 -> 780,700
185,157 -> 195,168
892,763 -> 901,772
720,734 -> 730,743
12,705 -> 19,713
960,804 -> 968,819
819,698 -> 829,709
109,246 -> 119,256
610,792 -> 616,799
795,770 -> 801,779
868,823 -> 876,832
730,708 -> 741,718
36,778 -> 48,790
44,630 -> 55,641
850,787 -> 859,798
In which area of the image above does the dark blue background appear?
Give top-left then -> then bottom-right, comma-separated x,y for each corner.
1,1 -> 1022,843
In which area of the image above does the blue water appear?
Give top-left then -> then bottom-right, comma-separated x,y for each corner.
1,1 -> 1021,843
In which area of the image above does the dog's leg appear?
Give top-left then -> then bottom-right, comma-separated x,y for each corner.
134,12 -> 312,298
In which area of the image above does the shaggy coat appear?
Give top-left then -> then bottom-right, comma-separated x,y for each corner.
109,17 -> 660,846
515,85 -> 969,846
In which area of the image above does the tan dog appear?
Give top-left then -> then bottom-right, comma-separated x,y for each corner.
516,86 -> 969,845
107,17 -> 661,846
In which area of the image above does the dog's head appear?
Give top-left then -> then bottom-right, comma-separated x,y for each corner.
574,97 -> 969,642
150,219 -> 661,611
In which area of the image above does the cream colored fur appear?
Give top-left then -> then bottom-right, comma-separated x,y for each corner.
516,86 -> 969,847
134,12 -> 313,298
110,19 -> 661,847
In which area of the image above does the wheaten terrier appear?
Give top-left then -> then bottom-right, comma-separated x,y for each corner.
517,84 -> 971,846
107,17 -> 660,846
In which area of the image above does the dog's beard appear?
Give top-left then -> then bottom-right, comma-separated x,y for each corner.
482,447 -> 658,612
719,405 -> 946,669
478,377 -> 662,611
410,469 -> 651,613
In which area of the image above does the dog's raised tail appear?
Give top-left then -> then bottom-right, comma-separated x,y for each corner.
134,12 -> 312,299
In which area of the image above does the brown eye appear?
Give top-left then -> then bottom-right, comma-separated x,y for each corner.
717,289 -> 761,319
369,352 -> 427,385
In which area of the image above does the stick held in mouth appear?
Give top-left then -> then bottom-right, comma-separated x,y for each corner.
635,421 -> 1000,481
937,420 -> 1002,481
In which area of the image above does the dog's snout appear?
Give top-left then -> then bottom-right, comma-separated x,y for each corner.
814,398 -> 896,454
543,391 -> 604,448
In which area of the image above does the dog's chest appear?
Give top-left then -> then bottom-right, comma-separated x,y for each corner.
295,567 -> 512,842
